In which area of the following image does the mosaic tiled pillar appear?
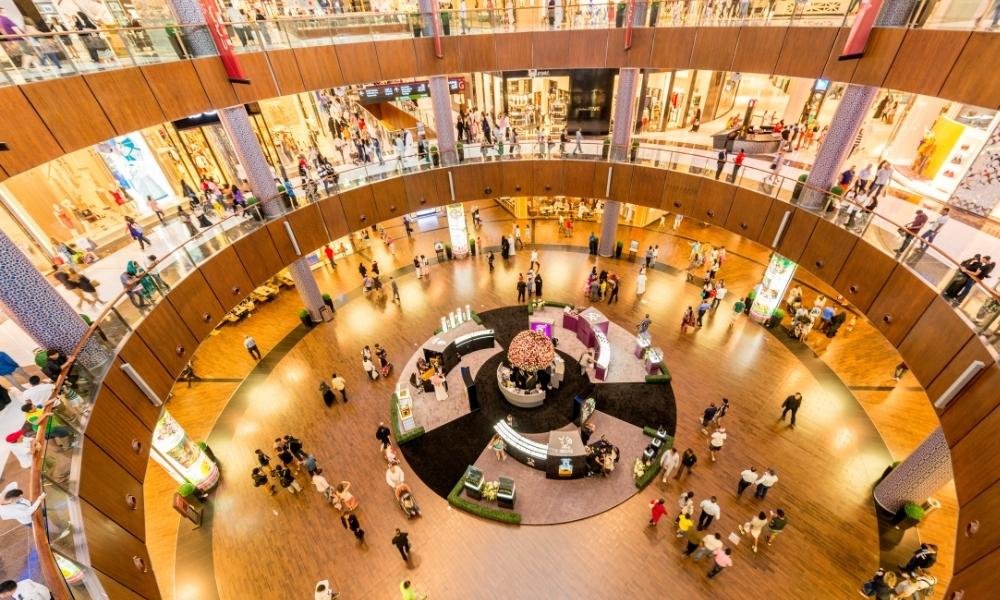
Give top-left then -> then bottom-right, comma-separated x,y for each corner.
163,0 -> 214,55
418,0 -> 435,36
873,428 -> 953,514
598,68 -> 639,257
597,199 -> 621,258
0,229 -> 106,369
799,0 -> 920,210
287,255 -> 327,322
429,76 -> 458,166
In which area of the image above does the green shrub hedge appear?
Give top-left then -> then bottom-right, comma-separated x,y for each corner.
644,362 -> 672,383
446,476 -> 522,524
634,431 -> 674,490
389,393 -> 425,445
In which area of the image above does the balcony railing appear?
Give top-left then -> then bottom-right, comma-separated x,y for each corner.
23,138 -> 999,598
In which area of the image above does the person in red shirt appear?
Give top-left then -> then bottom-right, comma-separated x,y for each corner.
648,498 -> 668,526
732,150 -> 746,181
323,244 -> 336,269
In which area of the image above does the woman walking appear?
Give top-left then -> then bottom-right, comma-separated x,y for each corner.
674,450 -> 697,480
738,511 -> 769,553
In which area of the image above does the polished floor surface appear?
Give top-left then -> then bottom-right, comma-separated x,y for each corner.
143,203 -> 957,599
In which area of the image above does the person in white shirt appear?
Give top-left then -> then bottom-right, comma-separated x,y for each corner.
19,376 -> 54,408
919,207 -> 950,249
0,482 -> 46,525
691,532 -> 723,561
529,249 -> 539,270
659,448 -> 680,483
737,466 -> 758,496
708,427 -> 727,462
0,578 -> 51,600
385,463 -> 405,488
697,496 -> 721,531
755,469 -> 779,499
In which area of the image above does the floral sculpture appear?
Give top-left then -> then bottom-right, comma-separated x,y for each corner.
507,329 -> 555,373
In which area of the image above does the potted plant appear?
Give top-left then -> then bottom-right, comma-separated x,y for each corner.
179,481 -> 209,503
827,185 -> 845,212
468,237 -> 476,256
766,307 -> 785,329
891,501 -> 926,529
630,139 -> 640,162
615,240 -> 624,259
322,293 -> 334,310
298,308 -> 314,328
430,145 -> 440,167
444,243 -> 453,260
791,174 -> 807,203
457,141 -> 465,162
601,136 -> 611,159
615,2 -> 627,26
197,441 -> 217,462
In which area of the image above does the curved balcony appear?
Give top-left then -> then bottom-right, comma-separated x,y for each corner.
22,142 -> 998,598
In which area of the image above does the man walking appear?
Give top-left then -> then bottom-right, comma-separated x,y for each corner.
391,528 -> 411,561
659,448 -> 680,482
390,276 -> 400,303
573,129 -> 583,155
244,335 -> 261,360
737,466 -> 757,496
697,496 -> 721,531
690,532 -> 723,561
779,392 -> 802,427
755,469 -> 778,499
918,208 -> 949,250
765,508 -> 787,546
375,422 -> 392,448
636,314 -> 651,334
331,372 -> 348,402
715,149 -> 726,180
895,209 -> 928,256
731,149 -> 745,180
516,274 -> 527,302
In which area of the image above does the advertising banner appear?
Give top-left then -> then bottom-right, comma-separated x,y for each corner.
198,0 -> 249,83
840,0 -> 885,60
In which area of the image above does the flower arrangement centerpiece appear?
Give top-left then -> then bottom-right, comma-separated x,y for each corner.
507,329 -> 555,372
633,458 -> 647,480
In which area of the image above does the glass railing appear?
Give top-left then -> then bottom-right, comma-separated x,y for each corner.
2,1 -> 995,87
23,137 -> 998,597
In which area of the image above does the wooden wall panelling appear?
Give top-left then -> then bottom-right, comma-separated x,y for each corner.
403,171 -> 443,213
532,30 -> 608,69
98,358 -> 163,430
232,227 -> 284,286
197,245 -> 256,307
140,61 -> 213,121
190,57 -> 239,108
493,32 -> 533,71
659,170 -> 700,215
648,27 -> 695,70
284,202 -> 331,254
927,336 -> 996,404
292,45 -> 345,90
413,37 -> 463,76
689,27 -> 739,72
608,164 -> 635,203
627,166 -> 666,208
606,28 -> 654,68
451,164 -> 485,201
133,301 -> 198,378
756,202 -> 796,253
730,26 -> 786,75
950,409 -> 1000,512
500,161 -> 534,198
850,27 -> 906,88
477,162 -> 503,200
264,218 -> 299,266
84,387 -> 153,480
774,26 -> 838,78
724,187 -> 774,242
562,161 -> 597,199
83,68 -> 165,135
693,178 -> 735,228
19,77 -> 115,154
266,49 -> 306,95
369,177 -> 409,222
883,29 -> 970,97
374,39 -> 418,80
939,363 -> 1000,450
0,87 -> 64,176
864,264 -> 936,346
165,271 -> 225,339
335,42 -> 381,84
79,443 -> 145,541
339,185 -> 379,229
318,195 -> 349,241
897,296 -> 974,385
939,32 -> 1000,110
94,569 -> 148,600
821,28 -> 858,83
774,208 -> 818,262
947,545 -> 1000,600
591,163 -> 613,199
797,218 -> 858,288
80,500 -> 159,598
531,161 -> 564,197
116,337 -> 176,407
458,35 -> 498,72
231,51 -> 279,104
832,240 -> 896,312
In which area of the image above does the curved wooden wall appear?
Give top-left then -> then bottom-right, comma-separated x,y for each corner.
1,26 -> 999,181
74,160 -> 999,598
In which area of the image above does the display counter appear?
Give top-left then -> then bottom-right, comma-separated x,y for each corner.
593,331 -> 610,381
494,421 -> 548,468
396,388 -> 417,433
644,347 -> 664,375
422,326 -> 495,374
545,430 -> 589,479
712,128 -> 782,154
634,332 -> 651,359
497,364 -> 546,408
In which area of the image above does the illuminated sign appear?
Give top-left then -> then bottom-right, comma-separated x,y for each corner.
358,78 -> 466,104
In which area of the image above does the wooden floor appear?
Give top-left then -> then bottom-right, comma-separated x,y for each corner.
142,203 -> 957,600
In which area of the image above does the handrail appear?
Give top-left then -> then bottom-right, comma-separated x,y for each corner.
25,140 -> 998,596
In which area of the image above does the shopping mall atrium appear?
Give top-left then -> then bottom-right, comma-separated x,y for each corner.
0,0 -> 997,598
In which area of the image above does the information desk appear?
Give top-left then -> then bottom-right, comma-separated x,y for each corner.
497,364 -> 546,408
545,430 -> 589,479
422,328 -> 495,374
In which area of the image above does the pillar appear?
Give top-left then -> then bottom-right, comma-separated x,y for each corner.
874,428 -> 953,514
781,77 -> 813,125
418,0 -> 434,36
429,76 -> 458,166
798,0 -> 920,210
598,68 -> 640,257
165,0 -> 327,322
0,230 -> 107,370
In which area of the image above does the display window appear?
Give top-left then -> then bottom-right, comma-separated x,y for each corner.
505,75 -> 570,133
152,411 -> 220,491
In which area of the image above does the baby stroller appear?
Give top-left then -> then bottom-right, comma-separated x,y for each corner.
379,360 -> 393,379
395,483 -> 421,518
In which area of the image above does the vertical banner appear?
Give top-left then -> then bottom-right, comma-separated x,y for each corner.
839,0 -> 885,60
624,0 -> 636,50
198,0 -> 250,83
432,1 -> 444,58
